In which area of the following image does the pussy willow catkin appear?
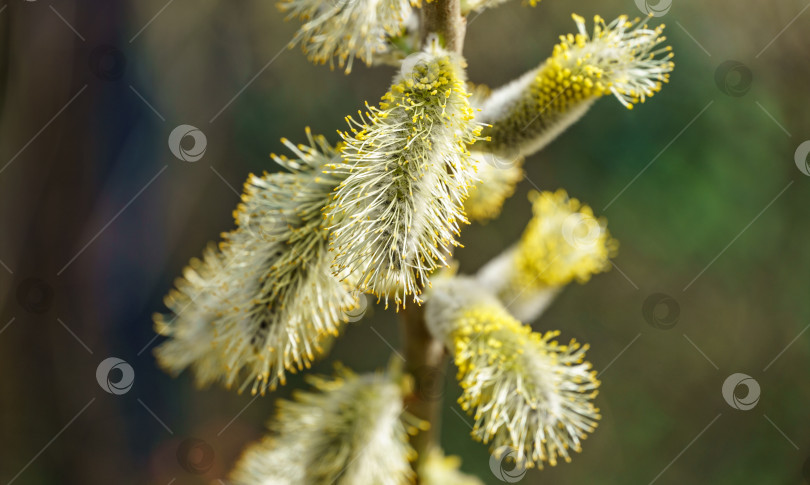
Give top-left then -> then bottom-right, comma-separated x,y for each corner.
326,39 -> 483,307
478,14 -> 674,158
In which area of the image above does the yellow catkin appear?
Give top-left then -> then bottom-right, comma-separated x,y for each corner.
512,189 -> 617,289
479,14 -> 674,157
325,40 -> 483,307
447,299 -> 600,468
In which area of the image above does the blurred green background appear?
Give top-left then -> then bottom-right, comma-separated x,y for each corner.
1,0 -> 808,483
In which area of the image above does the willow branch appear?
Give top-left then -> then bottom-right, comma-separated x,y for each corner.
420,0 -> 466,54
400,300 -> 447,475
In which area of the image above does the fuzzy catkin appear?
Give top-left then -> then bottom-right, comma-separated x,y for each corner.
425,277 -> 601,469
478,14 -> 674,158
230,367 -> 419,485
477,189 -> 617,321
279,0 -> 418,73
154,130 -> 359,395
326,40 -> 483,307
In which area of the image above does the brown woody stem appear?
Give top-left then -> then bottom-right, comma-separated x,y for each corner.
420,0 -> 466,54
400,299 -> 448,477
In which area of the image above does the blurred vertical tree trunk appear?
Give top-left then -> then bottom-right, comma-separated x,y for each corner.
0,2 -> 135,483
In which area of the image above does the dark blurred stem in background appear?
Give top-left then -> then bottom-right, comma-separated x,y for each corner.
401,3 -> 465,475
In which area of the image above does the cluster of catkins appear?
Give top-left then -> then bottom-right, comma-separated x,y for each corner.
153,2 -> 673,482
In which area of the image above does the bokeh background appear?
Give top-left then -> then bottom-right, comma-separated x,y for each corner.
1,0 -> 809,483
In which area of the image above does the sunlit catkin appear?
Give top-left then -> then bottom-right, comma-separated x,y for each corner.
154,130 -> 359,395
478,189 -> 616,321
425,277 -> 601,469
230,366 -> 420,485
279,0 -> 418,73
478,14 -> 674,158
325,39 -> 483,307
